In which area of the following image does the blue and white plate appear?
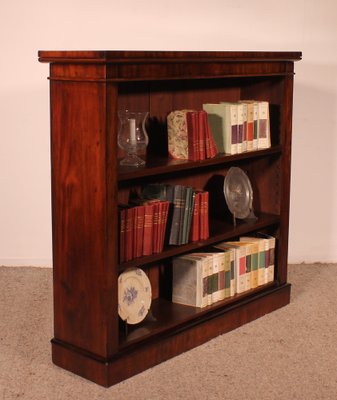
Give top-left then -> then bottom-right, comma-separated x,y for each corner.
118,268 -> 152,324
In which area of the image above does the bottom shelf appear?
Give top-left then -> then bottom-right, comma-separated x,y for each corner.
119,281 -> 277,349
51,282 -> 291,387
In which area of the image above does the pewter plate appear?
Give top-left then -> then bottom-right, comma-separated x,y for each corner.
224,167 -> 253,219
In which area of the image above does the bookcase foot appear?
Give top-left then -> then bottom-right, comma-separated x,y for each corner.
52,283 -> 291,387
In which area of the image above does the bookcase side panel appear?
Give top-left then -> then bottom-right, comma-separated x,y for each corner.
50,74 -> 119,358
277,74 -> 294,283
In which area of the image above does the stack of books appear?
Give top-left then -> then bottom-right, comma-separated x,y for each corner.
203,100 -> 271,155
172,234 -> 275,308
142,184 -> 209,246
118,200 -> 170,263
167,109 -> 218,161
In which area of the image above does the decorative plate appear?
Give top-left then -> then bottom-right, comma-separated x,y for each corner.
118,268 -> 152,325
224,167 -> 254,219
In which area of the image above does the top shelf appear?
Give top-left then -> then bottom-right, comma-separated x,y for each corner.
38,50 -> 302,64
118,146 -> 282,182
38,51 -> 302,82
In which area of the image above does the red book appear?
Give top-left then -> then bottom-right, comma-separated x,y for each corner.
133,206 -> 139,258
186,111 -> 199,161
189,191 -> 200,242
202,111 -> 218,158
125,207 -> 135,261
119,208 -> 126,263
142,203 -> 154,256
152,202 -> 160,253
197,111 -> 206,160
159,200 -> 170,252
135,205 -> 145,258
199,191 -> 209,240
203,191 -> 209,239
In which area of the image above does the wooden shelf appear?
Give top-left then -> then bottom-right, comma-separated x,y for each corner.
119,281 -> 278,349
118,212 -> 280,272
118,146 -> 282,183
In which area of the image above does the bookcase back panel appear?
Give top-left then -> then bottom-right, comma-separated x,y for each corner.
117,156 -> 281,215
117,77 -> 285,157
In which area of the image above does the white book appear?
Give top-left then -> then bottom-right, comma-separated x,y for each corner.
209,252 -> 225,303
185,253 -> 213,306
241,102 -> 248,152
214,242 -> 247,294
257,101 -> 271,149
257,233 -> 276,283
240,237 -> 269,286
172,255 -> 205,308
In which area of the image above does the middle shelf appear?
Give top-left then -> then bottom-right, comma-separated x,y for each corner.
118,211 -> 280,271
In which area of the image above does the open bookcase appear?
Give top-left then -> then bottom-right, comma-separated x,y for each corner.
38,50 -> 301,386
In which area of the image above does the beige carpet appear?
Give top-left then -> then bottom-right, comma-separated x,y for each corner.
0,264 -> 336,400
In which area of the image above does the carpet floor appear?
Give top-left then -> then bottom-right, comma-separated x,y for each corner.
0,264 -> 336,400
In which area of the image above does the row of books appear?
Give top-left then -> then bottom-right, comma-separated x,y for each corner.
142,184 -> 209,246
203,100 -> 271,155
119,184 -> 210,263
119,200 -> 170,263
172,234 -> 275,308
167,109 -> 218,161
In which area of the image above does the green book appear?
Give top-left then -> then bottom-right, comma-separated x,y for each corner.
203,103 -> 238,155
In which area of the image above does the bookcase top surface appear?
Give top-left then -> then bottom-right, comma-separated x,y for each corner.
38,50 -> 302,64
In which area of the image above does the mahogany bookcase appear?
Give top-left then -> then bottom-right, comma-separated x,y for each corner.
38,50 -> 301,386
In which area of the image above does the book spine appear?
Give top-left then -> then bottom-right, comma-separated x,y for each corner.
186,111 -> 199,161
189,192 -> 200,242
143,204 -> 154,256
242,102 -> 248,152
197,111 -> 205,160
257,101 -> 270,149
236,103 -> 244,154
252,102 -> 259,150
135,206 -> 145,258
125,207 -> 134,261
246,102 -> 254,151
119,208 -> 126,263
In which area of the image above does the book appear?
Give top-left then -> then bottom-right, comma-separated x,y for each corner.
186,111 -> 199,161
199,190 -> 209,240
143,203 -> 154,256
118,206 -> 127,263
257,101 -> 271,149
173,253 -> 213,307
172,255 -> 205,308
133,205 -> 145,258
241,102 -> 248,153
240,236 -> 269,286
223,250 -> 232,298
169,185 -> 184,245
197,110 -> 205,160
180,186 -> 194,245
167,110 -> 189,160
210,252 -> 223,303
189,191 -> 200,242
202,110 -> 218,158
239,101 -> 254,151
225,241 -> 249,293
249,241 -> 259,289
213,243 -> 239,295
168,109 -> 218,161
257,233 -> 276,283
236,103 -> 244,153
203,103 -> 238,154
